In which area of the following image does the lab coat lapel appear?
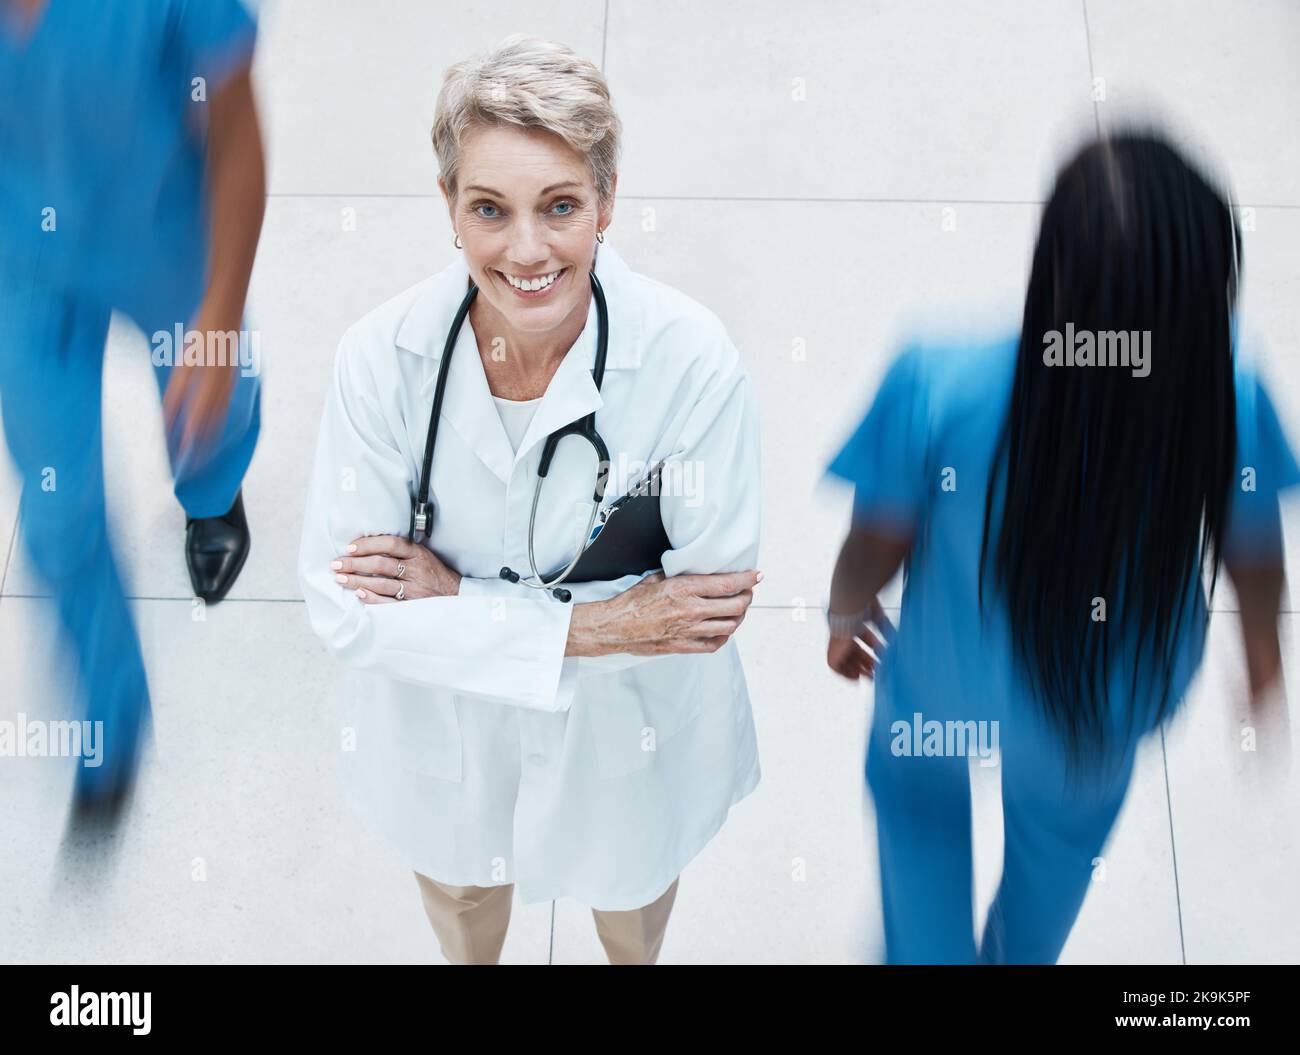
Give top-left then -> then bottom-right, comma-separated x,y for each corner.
427,293 -> 602,488
404,257 -> 515,488
511,318 -> 602,469
437,307 -> 516,487
402,243 -> 634,488
513,242 -> 633,466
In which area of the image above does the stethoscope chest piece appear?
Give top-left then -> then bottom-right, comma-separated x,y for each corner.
409,269 -> 612,603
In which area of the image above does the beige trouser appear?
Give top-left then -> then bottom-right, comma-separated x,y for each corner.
415,873 -> 680,965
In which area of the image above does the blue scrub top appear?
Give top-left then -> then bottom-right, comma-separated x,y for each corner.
0,0 -> 256,309
825,330 -> 1300,759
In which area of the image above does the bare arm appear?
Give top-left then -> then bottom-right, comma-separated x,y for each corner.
197,63 -> 266,332
831,522 -> 911,621
826,521 -> 912,681
1225,556 -> 1285,703
163,62 -> 267,459
335,538 -> 761,661
564,570 -> 761,658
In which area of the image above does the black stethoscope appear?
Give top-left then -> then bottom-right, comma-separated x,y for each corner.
408,270 -> 611,603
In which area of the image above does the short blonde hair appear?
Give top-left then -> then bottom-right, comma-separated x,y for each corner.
432,35 -> 622,204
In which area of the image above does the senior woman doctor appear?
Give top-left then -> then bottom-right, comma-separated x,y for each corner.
298,36 -> 764,965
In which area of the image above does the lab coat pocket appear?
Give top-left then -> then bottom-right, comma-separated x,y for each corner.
584,659 -> 705,780
394,694 -> 464,782
346,671 -> 463,782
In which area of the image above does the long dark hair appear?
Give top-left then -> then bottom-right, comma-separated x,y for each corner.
979,130 -> 1241,768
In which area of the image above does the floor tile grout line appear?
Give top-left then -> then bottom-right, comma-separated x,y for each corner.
263,191 -> 1051,205
1159,724 -> 1189,965
0,593 -> 306,603
0,593 -> 1285,616
613,194 -> 1052,205
260,191 -> 1300,210
600,0 -> 609,73
0,493 -> 21,597
1081,0 -> 1101,139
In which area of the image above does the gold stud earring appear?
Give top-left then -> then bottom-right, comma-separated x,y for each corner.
454,232 -> 462,249
596,229 -> 605,244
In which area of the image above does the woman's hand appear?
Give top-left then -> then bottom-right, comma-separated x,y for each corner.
568,569 -> 761,657
826,598 -> 894,682
331,534 -> 461,604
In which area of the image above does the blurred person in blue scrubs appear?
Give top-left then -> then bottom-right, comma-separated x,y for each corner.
823,130 -> 1297,964
0,0 -> 266,823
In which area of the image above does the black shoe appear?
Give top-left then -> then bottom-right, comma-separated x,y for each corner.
61,712 -> 149,870
185,488 -> 250,603
67,767 -> 136,838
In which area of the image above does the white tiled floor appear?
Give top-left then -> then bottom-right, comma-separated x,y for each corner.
1,0 -> 1297,964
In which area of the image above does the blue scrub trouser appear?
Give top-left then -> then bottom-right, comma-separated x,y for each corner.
865,694 -> 1138,964
0,269 -> 261,800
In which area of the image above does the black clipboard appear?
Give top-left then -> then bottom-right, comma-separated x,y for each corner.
548,459 -> 671,583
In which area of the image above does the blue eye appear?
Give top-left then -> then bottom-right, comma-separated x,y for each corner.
475,203 -> 500,219
553,201 -> 574,216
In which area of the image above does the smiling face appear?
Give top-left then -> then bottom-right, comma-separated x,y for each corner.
441,123 -> 615,338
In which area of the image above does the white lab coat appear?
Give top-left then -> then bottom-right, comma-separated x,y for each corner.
297,242 -> 762,911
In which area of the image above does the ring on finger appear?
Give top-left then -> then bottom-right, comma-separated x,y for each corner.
395,562 -> 407,580
396,581 -> 406,601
